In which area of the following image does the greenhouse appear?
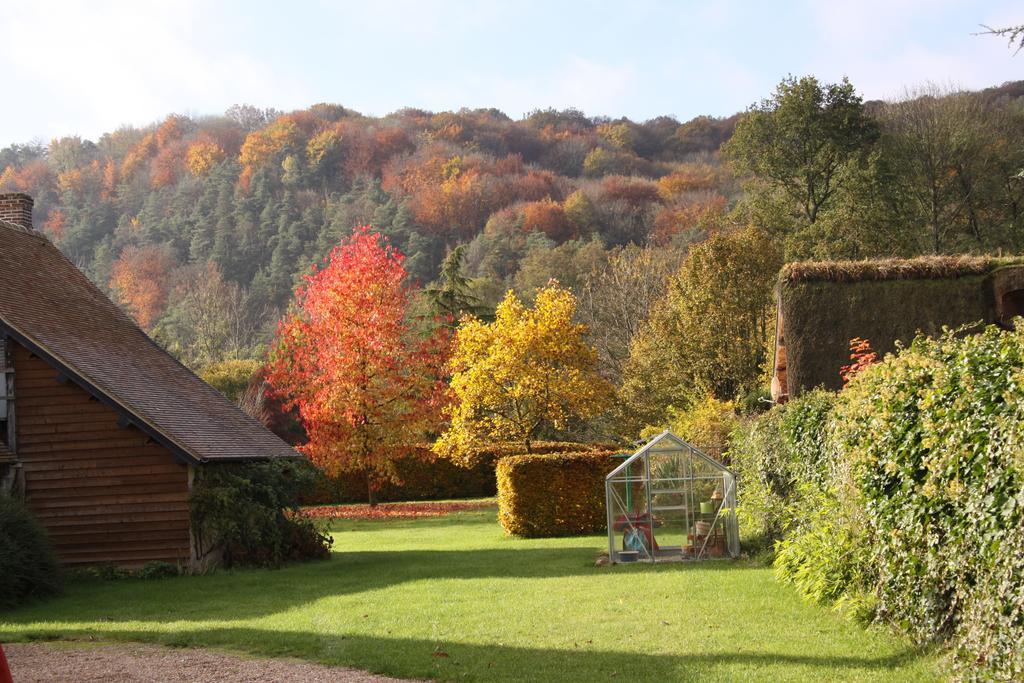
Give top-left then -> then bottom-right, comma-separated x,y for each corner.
605,430 -> 739,563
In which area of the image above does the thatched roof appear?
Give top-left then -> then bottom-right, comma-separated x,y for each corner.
780,255 -> 1024,284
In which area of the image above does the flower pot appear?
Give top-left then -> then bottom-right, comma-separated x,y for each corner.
700,501 -> 714,515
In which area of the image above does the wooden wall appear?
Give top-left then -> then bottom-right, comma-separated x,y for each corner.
13,341 -> 192,567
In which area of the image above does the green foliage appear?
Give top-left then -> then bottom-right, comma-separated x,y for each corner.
0,495 -> 62,609
745,326 -> 1024,679
659,395 -> 740,461
189,458 -> 332,568
723,75 -> 878,228
836,327 -> 1024,662
773,487 -> 874,621
496,450 -> 618,537
619,226 -> 781,434
422,245 -> 490,327
199,358 -> 262,403
727,390 -> 837,548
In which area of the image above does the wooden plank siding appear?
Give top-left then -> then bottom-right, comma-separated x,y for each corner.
13,341 -> 193,568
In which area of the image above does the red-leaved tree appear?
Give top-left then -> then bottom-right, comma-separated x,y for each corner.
267,227 -> 449,504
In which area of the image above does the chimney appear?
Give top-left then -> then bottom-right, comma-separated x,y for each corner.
0,193 -> 34,231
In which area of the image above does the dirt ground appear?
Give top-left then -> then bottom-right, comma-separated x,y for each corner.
3,641 -> 416,683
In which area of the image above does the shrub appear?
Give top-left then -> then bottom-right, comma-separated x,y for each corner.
773,484 -> 874,620
136,561 -> 179,580
0,495 -> 61,609
190,458 -> 332,568
496,450 -> 618,537
763,326 -> 1024,679
727,389 -> 837,548
661,394 -> 740,461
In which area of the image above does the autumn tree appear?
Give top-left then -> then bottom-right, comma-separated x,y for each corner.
576,244 -> 677,384
877,85 -> 997,253
109,244 -> 177,330
723,76 -> 878,225
268,227 -> 448,504
618,226 -> 781,434
434,283 -> 612,460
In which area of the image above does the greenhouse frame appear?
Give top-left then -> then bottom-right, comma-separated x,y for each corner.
605,430 -> 739,563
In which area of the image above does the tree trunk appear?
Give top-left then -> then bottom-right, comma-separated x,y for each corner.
366,470 -> 377,507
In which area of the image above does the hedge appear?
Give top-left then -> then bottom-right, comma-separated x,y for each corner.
303,442 -> 616,505
749,325 -> 1024,680
497,450 -> 619,537
728,389 -> 837,549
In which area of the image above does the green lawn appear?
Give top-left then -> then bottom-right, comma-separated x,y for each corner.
1,509 -> 942,681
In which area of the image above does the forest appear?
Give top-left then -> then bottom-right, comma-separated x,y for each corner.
2,76 -> 1024,440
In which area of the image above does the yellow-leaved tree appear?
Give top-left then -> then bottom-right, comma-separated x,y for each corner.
435,283 -> 612,461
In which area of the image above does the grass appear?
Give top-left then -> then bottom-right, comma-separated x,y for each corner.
0,509 -> 942,681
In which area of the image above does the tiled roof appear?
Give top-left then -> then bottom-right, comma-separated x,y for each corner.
0,219 -> 299,463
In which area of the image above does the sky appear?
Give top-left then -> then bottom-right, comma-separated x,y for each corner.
0,0 -> 1021,148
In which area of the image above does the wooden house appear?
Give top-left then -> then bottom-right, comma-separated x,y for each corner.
772,256 -> 1024,402
0,193 -> 298,568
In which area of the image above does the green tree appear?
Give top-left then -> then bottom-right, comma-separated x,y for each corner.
618,226 -> 782,434
422,245 -> 490,327
724,76 -> 878,226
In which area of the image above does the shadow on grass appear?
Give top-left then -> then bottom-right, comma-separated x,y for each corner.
10,626 -> 935,682
4,543 -> 762,624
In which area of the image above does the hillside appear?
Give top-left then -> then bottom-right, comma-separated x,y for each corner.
1,78 -> 1023,369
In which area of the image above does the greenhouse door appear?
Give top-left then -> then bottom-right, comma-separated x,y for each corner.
647,448 -> 690,561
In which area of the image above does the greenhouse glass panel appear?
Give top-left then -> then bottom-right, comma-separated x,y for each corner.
605,430 -> 739,563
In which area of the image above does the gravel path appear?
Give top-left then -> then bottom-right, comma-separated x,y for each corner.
4,641 -> 417,682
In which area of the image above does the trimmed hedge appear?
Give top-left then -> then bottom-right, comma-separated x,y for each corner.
0,495 -> 61,609
303,442 -> 616,505
497,450 -> 619,537
780,275 -> 993,394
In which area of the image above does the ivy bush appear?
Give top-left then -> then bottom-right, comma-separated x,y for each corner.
745,326 -> 1024,680
0,495 -> 61,609
190,458 -> 332,568
836,326 -> 1024,674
